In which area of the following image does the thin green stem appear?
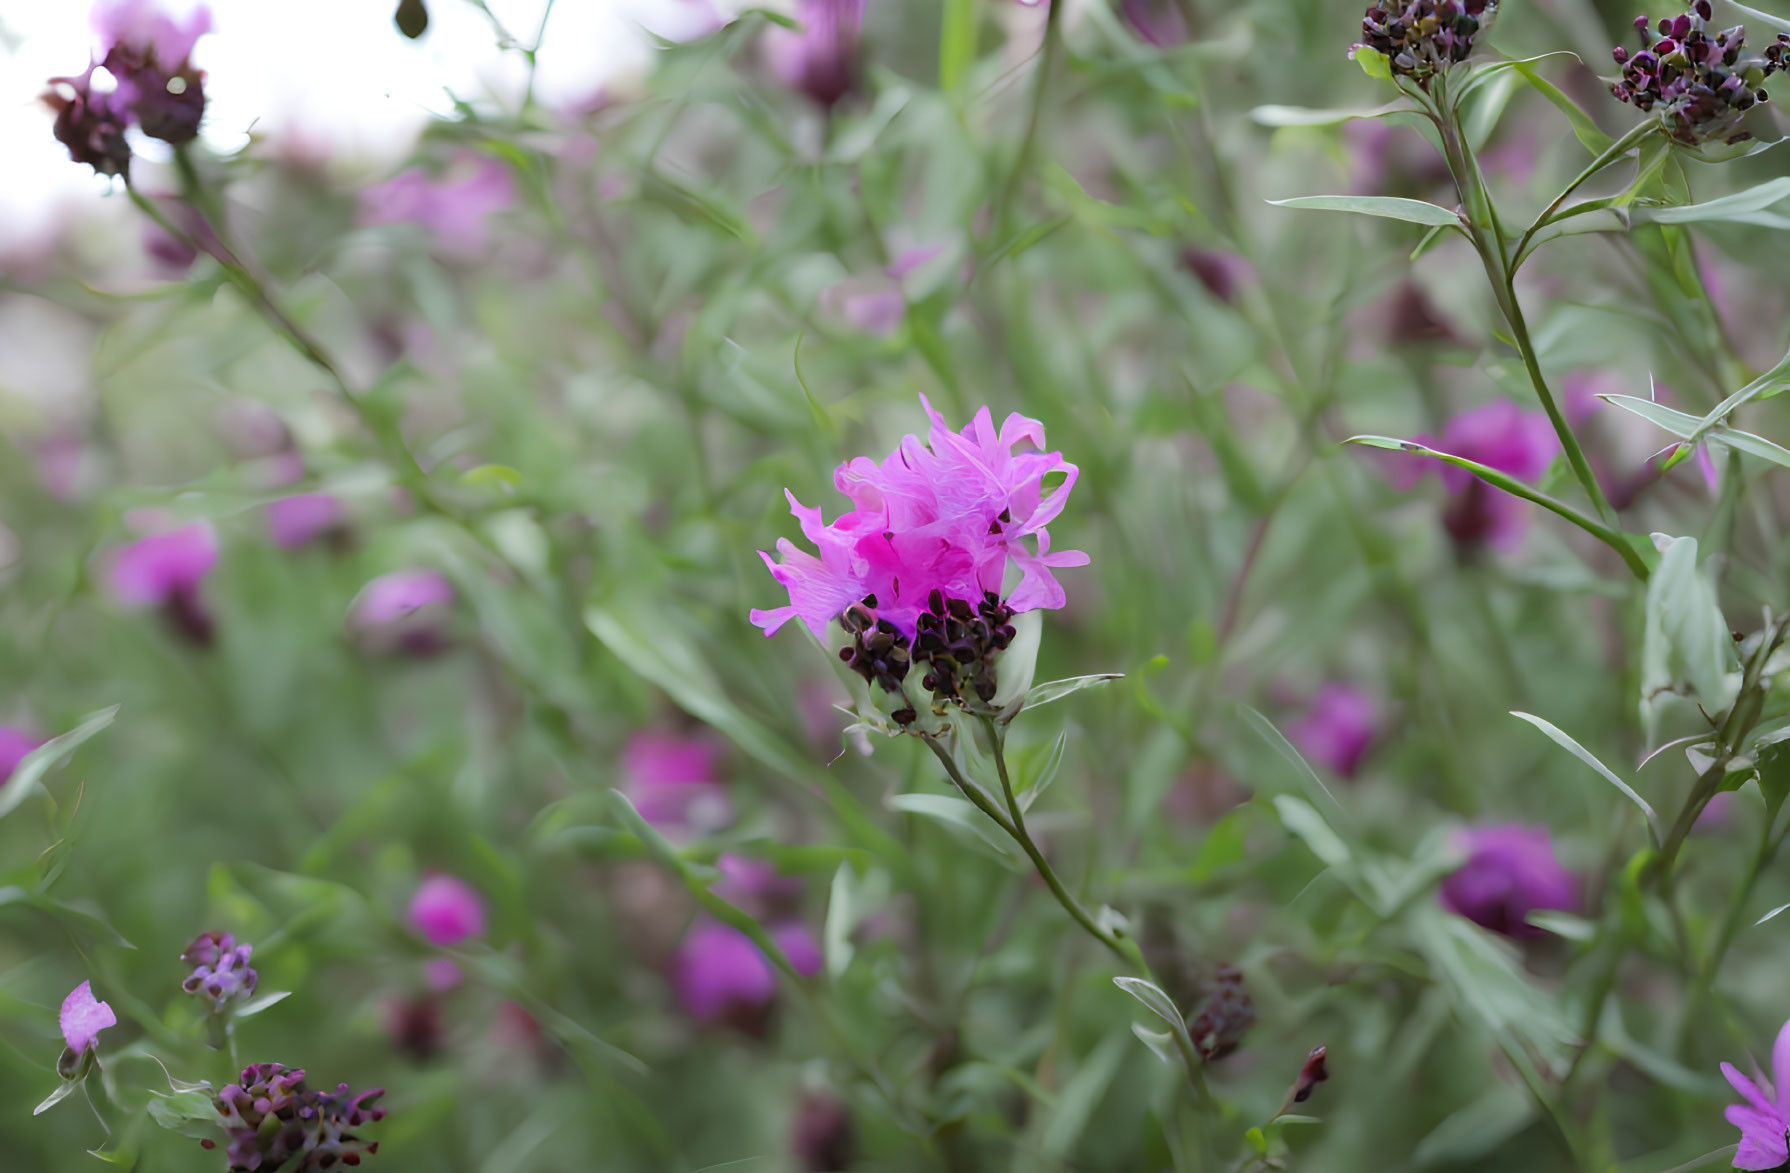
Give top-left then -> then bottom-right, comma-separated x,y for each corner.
992,0 -> 1063,240
1513,122 -> 1657,269
1676,809 -> 1781,1051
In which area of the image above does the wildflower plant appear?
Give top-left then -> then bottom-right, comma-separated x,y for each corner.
10,0 -> 1790,1168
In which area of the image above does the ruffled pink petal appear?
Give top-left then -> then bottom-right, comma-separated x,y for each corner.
59,981 -> 116,1054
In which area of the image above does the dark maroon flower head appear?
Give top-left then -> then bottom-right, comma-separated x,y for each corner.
212,1063 -> 385,1172
792,1091 -> 855,1172
1356,0 -> 1498,84
42,68 -> 133,177
1190,964 -> 1255,1061
1610,4 -> 1786,145
95,0 -> 212,145
1293,1045 -> 1330,1103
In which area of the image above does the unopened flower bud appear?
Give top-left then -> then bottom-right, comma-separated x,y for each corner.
1293,1045 -> 1330,1103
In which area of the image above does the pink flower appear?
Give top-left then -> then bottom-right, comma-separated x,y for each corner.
715,854 -> 804,914
60,980 -> 116,1056
1722,1017 -> 1790,1170
1181,249 -> 1252,304
91,0 -> 212,145
1286,685 -> 1378,778
623,730 -> 731,836
1393,401 -> 1558,550
267,494 -> 344,549
751,395 -> 1086,642
0,728 -> 45,786
409,874 -> 486,946
106,522 -> 218,608
349,569 -> 455,656
763,0 -> 865,108
1439,824 -> 1577,938
672,920 -> 821,1023
361,155 -> 514,257
1121,0 -> 1190,46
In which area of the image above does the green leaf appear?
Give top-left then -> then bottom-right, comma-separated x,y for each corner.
1729,1 -> 1790,34
939,0 -> 976,92
1602,389 -> 1790,468
1016,673 -> 1122,714
1510,712 -> 1661,843
1352,46 -> 1392,81
146,1088 -> 222,1139
1249,101 -> 1402,127
1039,1033 -> 1128,1158
886,793 -> 1020,864
1512,62 -> 1613,155
1112,976 -> 1187,1031
0,706 -> 119,822
1015,728 -> 1068,813
34,1079 -> 81,1116
0,888 -> 135,948
1636,177 -> 1790,228
234,990 -> 291,1019
1273,795 -> 1352,869
1131,1024 -> 1182,1066
1639,535 -> 1736,740
1524,909 -> 1596,941
1266,195 -> 1462,228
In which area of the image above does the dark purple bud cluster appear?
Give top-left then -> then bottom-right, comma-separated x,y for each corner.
1610,2 -> 1786,145
838,597 -> 912,702
1357,0 -> 1497,84
913,589 -> 1018,706
41,5 -> 209,176
181,932 -> 259,1015
211,1064 -> 385,1172
1189,963 -> 1255,1061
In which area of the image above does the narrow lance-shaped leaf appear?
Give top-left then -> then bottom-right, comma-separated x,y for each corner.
1510,711 -> 1661,843
0,706 -> 119,822
1266,195 -> 1464,228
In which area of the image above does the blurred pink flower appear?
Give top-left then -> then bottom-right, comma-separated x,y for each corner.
623,730 -> 731,835
673,920 -> 822,1023
105,521 -> 218,607
1121,0 -> 1190,46
752,395 -> 1085,642
715,854 -> 805,915
423,958 -> 463,993
349,569 -> 455,656
0,728 -> 45,786
1723,1017 -> 1790,1170
1439,823 -> 1577,938
267,494 -> 344,549
1392,401 -> 1558,550
1286,684 -> 1378,778
60,980 -> 116,1055
361,155 -> 515,257
409,874 -> 486,946
763,0 -> 865,108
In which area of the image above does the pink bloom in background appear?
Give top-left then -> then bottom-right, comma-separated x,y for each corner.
715,854 -> 805,915
623,730 -> 732,836
751,395 -> 1086,642
409,874 -> 486,946
267,494 -> 344,549
423,958 -> 464,993
1287,684 -> 1379,778
60,980 -> 116,1056
349,569 -> 456,656
1121,0 -> 1190,46
0,728 -> 45,785
1390,401 -> 1558,550
1695,791 -> 1735,833
1723,1017 -> 1790,1170
106,522 -> 218,608
763,0 -> 866,108
1439,823 -> 1577,939
673,920 -> 822,1024
361,155 -> 515,257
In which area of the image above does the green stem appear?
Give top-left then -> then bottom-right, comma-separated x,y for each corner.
1677,810 -> 1781,1051
992,0 -> 1063,240
1513,121 -> 1657,269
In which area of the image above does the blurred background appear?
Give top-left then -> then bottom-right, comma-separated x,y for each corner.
3,0 -> 1790,1169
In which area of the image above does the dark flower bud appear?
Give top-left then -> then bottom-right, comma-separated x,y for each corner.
212,1064 -> 385,1172
792,1091 -> 855,1171
1354,0 -> 1497,83
180,931 -> 258,1016
1293,1045 -> 1330,1103
1189,964 -> 1255,1061
42,71 -> 133,177
395,0 -> 429,39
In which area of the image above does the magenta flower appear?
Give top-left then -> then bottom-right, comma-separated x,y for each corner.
1121,0 -> 1190,46
0,728 -> 45,786
106,521 -> 218,607
1722,1017 -> 1790,1170
105,521 -> 219,644
1393,401 -> 1558,550
360,155 -> 515,257
60,981 -> 116,1057
1439,824 -> 1578,938
409,874 -> 486,946
672,920 -> 822,1024
1286,684 -> 1379,778
763,0 -> 866,108
623,730 -> 732,836
267,493 -> 345,549
349,569 -> 455,656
